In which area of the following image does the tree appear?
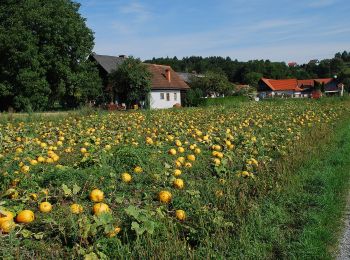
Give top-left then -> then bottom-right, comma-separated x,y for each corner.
339,70 -> 350,93
190,71 -> 232,97
184,88 -> 204,107
110,57 -> 152,108
243,72 -> 263,88
0,0 -> 100,111
330,58 -> 345,76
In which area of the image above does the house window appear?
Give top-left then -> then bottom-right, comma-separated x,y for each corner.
174,93 -> 177,101
160,93 -> 164,100
166,93 -> 170,101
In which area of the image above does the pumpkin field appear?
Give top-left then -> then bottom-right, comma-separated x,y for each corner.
1,99 -> 350,259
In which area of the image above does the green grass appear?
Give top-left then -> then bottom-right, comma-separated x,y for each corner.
230,119 -> 350,259
198,95 -> 250,107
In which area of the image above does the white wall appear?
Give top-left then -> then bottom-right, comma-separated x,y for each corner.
150,90 -> 181,109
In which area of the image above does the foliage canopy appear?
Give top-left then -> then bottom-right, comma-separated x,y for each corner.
190,71 -> 232,97
0,0 -> 101,111
110,57 -> 152,108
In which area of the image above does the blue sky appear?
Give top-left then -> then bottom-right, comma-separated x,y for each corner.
78,0 -> 350,63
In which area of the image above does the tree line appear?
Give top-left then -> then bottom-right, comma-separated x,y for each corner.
145,53 -> 350,89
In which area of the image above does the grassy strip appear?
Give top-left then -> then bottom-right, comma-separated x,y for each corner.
233,120 -> 350,259
289,123 -> 350,258
198,95 -> 249,107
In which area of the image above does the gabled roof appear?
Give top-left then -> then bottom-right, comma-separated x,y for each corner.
261,78 -> 302,91
261,78 -> 336,92
145,64 -> 190,90
90,53 -> 126,73
297,79 -> 314,87
297,78 -> 333,88
90,53 -> 189,90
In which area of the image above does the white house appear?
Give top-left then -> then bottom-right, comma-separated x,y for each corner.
150,90 -> 181,109
145,64 -> 190,109
89,53 -> 190,109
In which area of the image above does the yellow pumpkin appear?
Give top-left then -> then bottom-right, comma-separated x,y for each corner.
93,203 -> 110,215
90,189 -> 104,202
70,204 -> 84,214
158,191 -> 172,204
0,220 -> 15,233
173,179 -> 184,189
175,210 -> 186,221
16,210 -> 35,223
121,173 -> 132,183
107,226 -> 121,237
173,169 -> 182,176
0,210 -> 14,225
39,202 -> 52,213
133,166 -> 143,174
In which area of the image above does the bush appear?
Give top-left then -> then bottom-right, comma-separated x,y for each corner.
184,88 -> 203,106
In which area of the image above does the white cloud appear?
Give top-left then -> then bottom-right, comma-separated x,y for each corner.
111,21 -> 131,35
120,2 -> 151,22
253,19 -> 307,30
308,0 -> 337,8
107,2 -> 153,35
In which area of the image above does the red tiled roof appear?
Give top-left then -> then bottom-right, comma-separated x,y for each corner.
145,64 -> 190,90
261,78 -> 302,91
262,78 -> 335,91
297,79 -> 314,87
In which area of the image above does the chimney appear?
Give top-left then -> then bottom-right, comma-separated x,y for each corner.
165,68 -> 171,83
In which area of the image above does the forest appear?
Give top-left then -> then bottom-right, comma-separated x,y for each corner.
145,51 -> 350,89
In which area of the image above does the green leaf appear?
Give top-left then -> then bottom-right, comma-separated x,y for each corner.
84,252 -> 99,260
186,190 -> 201,197
90,223 -> 98,237
33,232 -> 44,240
61,184 -> 72,196
104,224 -> 115,234
94,212 -> 114,226
144,220 -> 155,235
115,196 -> 124,204
72,184 -> 81,195
131,221 -> 145,236
164,162 -> 171,169
125,205 -> 140,219
156,207 -> 166,218
97,251 -> 109,260
21,229 -> 32,238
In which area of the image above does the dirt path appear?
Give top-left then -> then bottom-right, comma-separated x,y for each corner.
338,192 -> 350,260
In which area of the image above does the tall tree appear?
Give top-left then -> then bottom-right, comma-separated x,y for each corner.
0,0 -> 100,111
110,57 -> 152,108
